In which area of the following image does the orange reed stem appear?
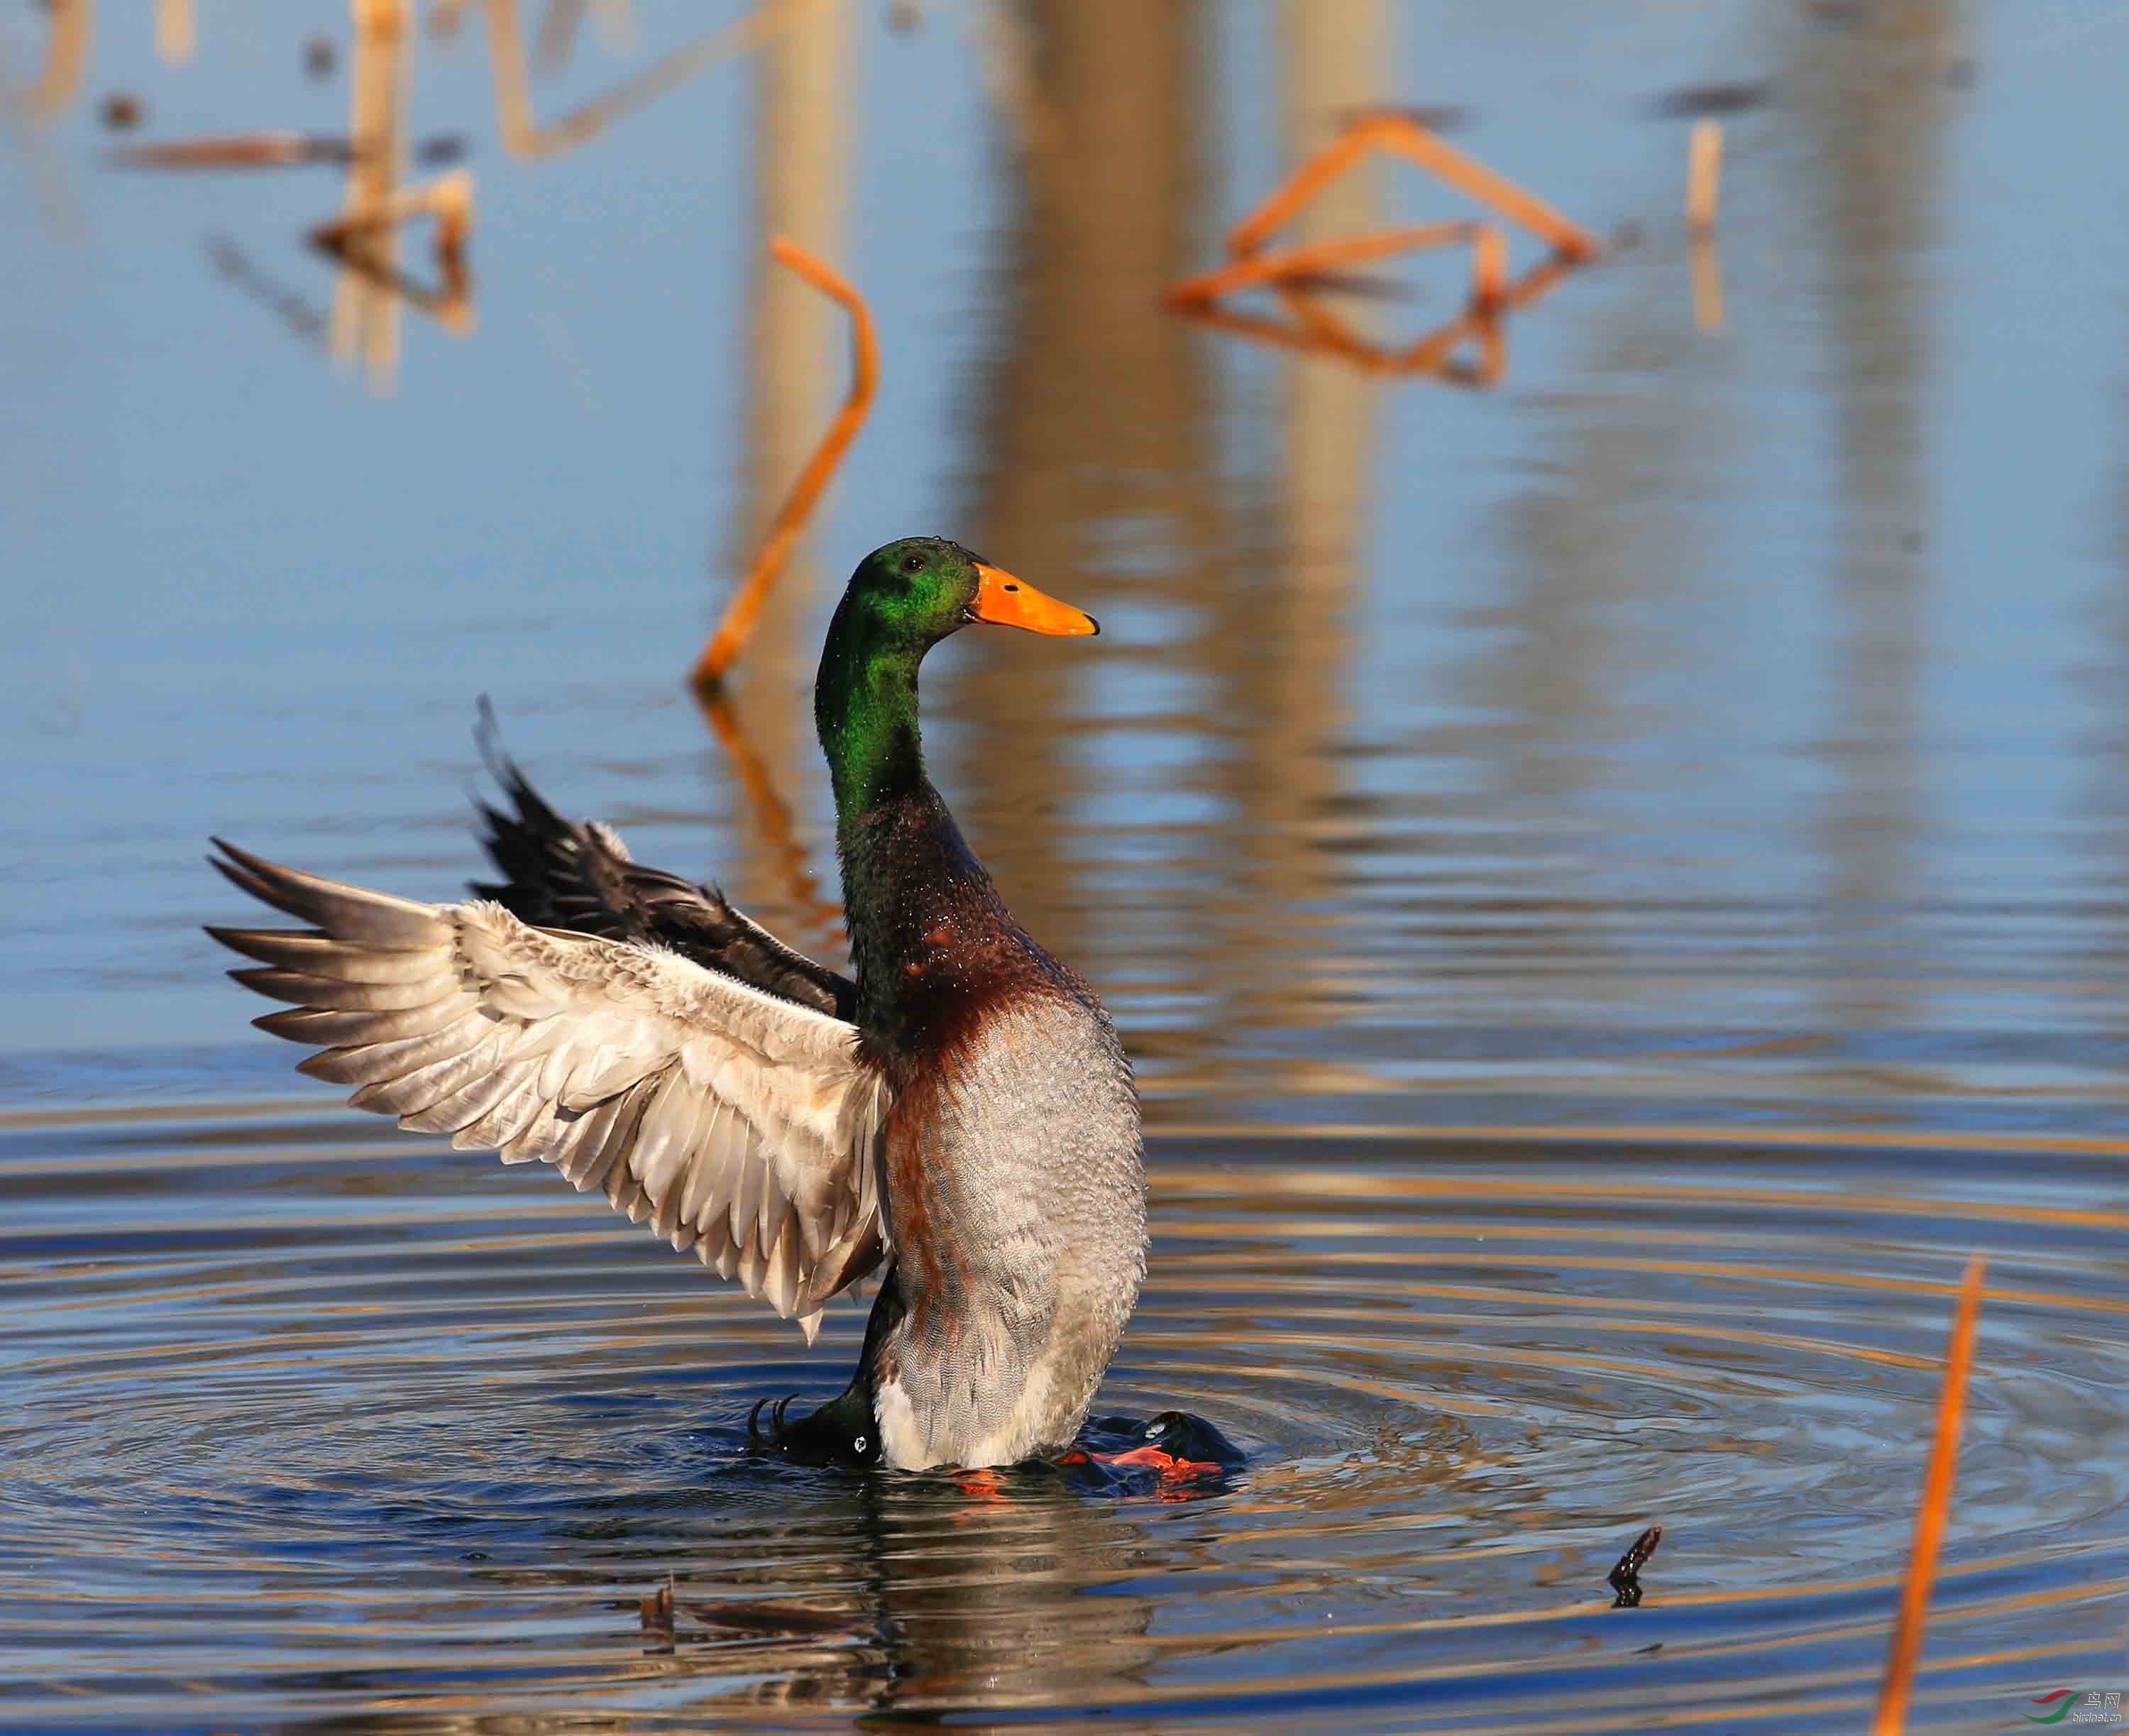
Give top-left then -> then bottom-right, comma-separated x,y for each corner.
691,238 -> 878,693
1871,1253 -> 1986,1736
1166,223 -> 1474,307
1226,116 -> 1597,263
1686,119 -> 1722,236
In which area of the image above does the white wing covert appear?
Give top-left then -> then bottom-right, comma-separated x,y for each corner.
207,840 -> 888,1341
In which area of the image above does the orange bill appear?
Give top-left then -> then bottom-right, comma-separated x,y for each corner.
969,564 -> 1099,637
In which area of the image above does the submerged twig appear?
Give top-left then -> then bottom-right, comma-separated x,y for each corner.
105,131 -> 416,170
1607,1524 -> 1662,1608
207,234 -> 328,347
639,1573 -> 675,1652
311,166 -> 474,264
1871,1253 -> 1986,1736
690,237 -> 877,693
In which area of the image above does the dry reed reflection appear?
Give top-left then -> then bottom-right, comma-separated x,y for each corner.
1170,251 -> 1575,385
1168,113 -> 1597,386
154,0 -> 194,67
481,0 -> 829,161
329,0 -> 412,390
309,169 -> 475,336
691,684 -> 845,950
15,0 -> 89,123
1688,119 -> 1725,333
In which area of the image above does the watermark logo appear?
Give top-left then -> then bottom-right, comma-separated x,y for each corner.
2023,1690 -> 2123,1725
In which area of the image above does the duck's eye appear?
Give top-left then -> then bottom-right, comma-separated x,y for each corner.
901,553 -> 925,575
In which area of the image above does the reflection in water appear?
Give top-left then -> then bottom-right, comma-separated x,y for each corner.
480,0 -> 829,162
311,164 -> 475,337
701,0 -> 857,947
1171,252 -> 1573,385
207,233 -> 329,347
1789,0 -> 1950,1044
626,1474 -> 1162,1720
695,686 -> 844,949
326,0 -> 409,391
1241,0 -> 1384,1039
957,0 -> 1215,967
14,0 -> 89,123
155,0 -> 194,68
1167,94 -> 1597,387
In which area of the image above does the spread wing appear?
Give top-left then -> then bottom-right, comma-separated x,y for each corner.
469,703 -> 857,1021
206,839 -> 887,1341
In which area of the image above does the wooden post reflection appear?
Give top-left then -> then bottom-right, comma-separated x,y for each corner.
1221,0 -> 1389,1035
329,0 -> 412,392
700,0 -> 856,951
1790,0 -> 1952,1040
956,0 -> 1216,977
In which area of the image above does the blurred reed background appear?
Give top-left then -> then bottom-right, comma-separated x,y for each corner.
6,4 -> 2129,1731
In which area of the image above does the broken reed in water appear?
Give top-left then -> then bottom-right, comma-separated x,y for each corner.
1163,112 -> 1597,384
1224,114 -> 1600,264
690,238 -> 879,693
1165,223 -> 1477,307
1871,1253 -> 1986,1736
310,167 -> 474,265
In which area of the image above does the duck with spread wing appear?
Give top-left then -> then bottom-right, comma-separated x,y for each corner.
207,538 -> 1145,1473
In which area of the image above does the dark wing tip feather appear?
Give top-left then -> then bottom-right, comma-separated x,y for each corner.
473,701 -> 569,835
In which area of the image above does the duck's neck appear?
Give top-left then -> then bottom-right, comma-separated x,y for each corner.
815,596 -> 930,830
815,603 -> 1007,1036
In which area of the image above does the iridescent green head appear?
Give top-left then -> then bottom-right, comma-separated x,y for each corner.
836,537 -> 1098,650
815,537 -> 1099,816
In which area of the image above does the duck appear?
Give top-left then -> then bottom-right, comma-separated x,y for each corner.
207,537 -> 1147,1473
